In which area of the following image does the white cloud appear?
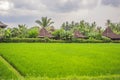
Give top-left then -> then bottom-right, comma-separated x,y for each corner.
85,4 -> 120,28
0,0 -> 13,10
0,0 -> 120,29
102,0 -> 120,7
40,0 -> 99,12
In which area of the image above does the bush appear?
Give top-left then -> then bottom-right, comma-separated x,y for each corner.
112,40 -> 120,43
52,30 -> 73,40
60,31 -> 73,40
1,38 -> 64,43
52,30 -> 62,40
0,38 -> 119,43
88,32 -> 102,40
2,38 -> 40,43
101,36 -> 112,42
28,27 -> 39,38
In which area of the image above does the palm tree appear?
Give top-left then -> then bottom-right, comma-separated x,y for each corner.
18,24 -> 28,38
61,21 -> 71,31
35,17 -> 54,28
106,19 -> 111,26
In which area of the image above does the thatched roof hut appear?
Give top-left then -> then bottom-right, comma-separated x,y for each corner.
102,27 -> 120,40
38,28 -> 54,38
49,26 -> 55,32
0,21 -> 7,28
74,30 -> 86,38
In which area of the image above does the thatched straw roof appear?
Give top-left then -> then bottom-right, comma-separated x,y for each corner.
50,26 -> 55,32
102,27 -> 120,40
74,30 -> 86,38
38,28 -> 54,38
0,21 -> 7,28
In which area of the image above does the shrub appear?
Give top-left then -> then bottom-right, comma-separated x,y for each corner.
60,31 -> 73,40
88,32 -> 102,40
1,38 -> 41,43
112,40 -> 120,43
0,38 -> 119,43
28,27 -> 39,38
101,36 -> 111,42
52,30 -> 73,40
52,30 -> 62,40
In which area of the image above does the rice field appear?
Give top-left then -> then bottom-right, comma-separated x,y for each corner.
0,57 -> 18,80
0,43 -> 120,80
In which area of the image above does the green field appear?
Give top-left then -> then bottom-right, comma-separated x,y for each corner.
0,57 -> 18,80
0,43 -> 120,80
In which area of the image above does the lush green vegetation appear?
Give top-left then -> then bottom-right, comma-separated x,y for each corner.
0,43 -> 120,80
1,38 -> 113,43
35,17 -> 54,28
0,57 -> 18,80
0,18 -> 120,41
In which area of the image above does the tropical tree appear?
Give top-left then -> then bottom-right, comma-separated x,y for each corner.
4,28 -> 12,38
28,26 -> 39,38
18,24 -> 28,38
61,21 -> 74,31
106,20 -> 120,34
11,27 -> 19,38
0,28 -> 5,39
106,19 -> 111,26
35,17 -> 54,28
52,29 -> 73,40
97,27 -> 102,34
52,29 -> 63,40
60,30 -> 73,40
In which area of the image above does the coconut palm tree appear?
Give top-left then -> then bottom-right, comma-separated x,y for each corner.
18,24 -> 28,38
35,17 -> 54,28
106,19 -> 111,26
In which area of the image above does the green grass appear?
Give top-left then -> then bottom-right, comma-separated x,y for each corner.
0,43 -> 120,80
0,57 -> 18,80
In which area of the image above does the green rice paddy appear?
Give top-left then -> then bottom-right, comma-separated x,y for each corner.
0,43 -> 120,80
0,56 -> 18,80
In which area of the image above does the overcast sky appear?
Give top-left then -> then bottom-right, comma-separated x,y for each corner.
0,0 -> 120,28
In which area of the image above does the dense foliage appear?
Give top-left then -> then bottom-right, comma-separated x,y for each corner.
0,17 -> 120,41
107,20 -> 120,34
0,58 -> 18,79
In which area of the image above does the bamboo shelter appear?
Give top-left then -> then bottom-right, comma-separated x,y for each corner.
49,26 -> 55,32
102,27 -> 120,40
38,28 -> 54,38
0,21 -> 7,39
0,21 -> 7,28
74,30 -> 87,38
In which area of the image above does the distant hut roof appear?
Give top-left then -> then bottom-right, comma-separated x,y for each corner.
74,30 -> 86,38
38,28 -> 54,38
50,26 -> 55,32
102,27 -> 120,40
0,21 -> 7,28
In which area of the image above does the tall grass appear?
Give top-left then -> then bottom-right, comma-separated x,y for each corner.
0,58 -> 18,79
0,43 -> 120,79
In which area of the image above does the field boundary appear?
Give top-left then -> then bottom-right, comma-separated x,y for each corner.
26,75 -> 120,80
0,55 -> 24,79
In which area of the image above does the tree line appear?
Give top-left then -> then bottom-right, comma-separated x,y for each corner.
0,17 -> 120,40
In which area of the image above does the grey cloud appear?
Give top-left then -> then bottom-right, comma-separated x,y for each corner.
41,0 -> 99,12
10,0 -> 99,13
102,0 -> 120,7
41,0 -> 80,12
0,15 -> 36,23
11,0 -> 45,10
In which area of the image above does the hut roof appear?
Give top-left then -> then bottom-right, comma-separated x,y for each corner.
102,27 -> 120,40
74,30 -> 86,38
50,26 -> 55,32
0,21 -> 7,28
38,28 -> 54,38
